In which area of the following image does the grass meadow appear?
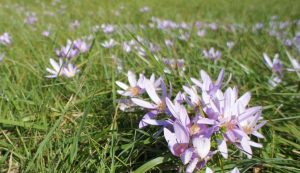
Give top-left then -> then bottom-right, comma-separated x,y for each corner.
0,0 -> 300,172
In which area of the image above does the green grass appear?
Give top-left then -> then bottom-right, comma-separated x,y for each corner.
0,0 -> 300,172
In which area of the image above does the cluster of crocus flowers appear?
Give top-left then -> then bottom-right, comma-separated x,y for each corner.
116,69 -> 266,173
46,38 -> 91,78
262,53 -> 283,87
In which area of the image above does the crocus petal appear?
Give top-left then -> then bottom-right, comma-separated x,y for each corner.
205,167 -> 214,173
231,167 -> 240,173
240,137 -> 252,159
49,58 -> 60,71
215,68 -> 224,88
131,98 -> 156,109
249,141 -> 263,148
142,119 -> 170,126
180,148 -> 193,165
193,137 -> 211,159
116,81 -> 129,90
163,128 -> 177,155
263,53 -> 273,69
144,79 -> 161,105
191,77 -> 203,88
217,139 -> 228,159
186,157 -> 199,173
174,121 -> 189,143
127,70 -> 137,86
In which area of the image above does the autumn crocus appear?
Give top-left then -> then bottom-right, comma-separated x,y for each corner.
131,79 -> 171,128
56,40 -> 79,59
203,47 -> 222,61
191,69 -> 224,95
263,53 -> 283,74
0,32 -> 12,46
116,71 -> 145,97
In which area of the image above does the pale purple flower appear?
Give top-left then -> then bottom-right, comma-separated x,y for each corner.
197,29 -> 206,37
45,58 -> 64,78
191,69 -> 224,95
139,6 -> 150,13
287,53 -> 300,75
122,42 -> 131,53
253,23 -> 264,31
111,55 -> 123,73
0,32 -> 12,46
25,12 -> 37,25
164,39 -> 174,48
131,79 -> 171,127
56,40 -> 79,59
101,39 -> 117,48
63,63 -> 80,78
101,24 -> 115,34
203,48 -> 222,60
73,39 -> 91,53
42,30 -> 50,37
284,39 -> 292,47
116,70 -> 145,97
263,53 -> 283,74
226,41 -> 235,49
69,20 -> 80,30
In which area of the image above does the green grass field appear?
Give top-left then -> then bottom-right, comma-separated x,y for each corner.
0,0 -> 300,172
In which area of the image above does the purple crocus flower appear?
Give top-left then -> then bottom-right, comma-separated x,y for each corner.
226,41 -> 235,49
139,6 -> 150,13
56,40 -> 79,59
73,38 -> 91,53
25,12 -> 38,25
101,39 -> 117,49
131,79 -> 171,128
0,32 -> 12,46
191,69 -> 224,95
263,53 -> 283,74
101,24 -> 115,34
116,70 -> 145,97
202,47 -> 222,61
200,87 -> 264,159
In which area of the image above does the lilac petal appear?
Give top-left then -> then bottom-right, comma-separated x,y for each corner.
224,88 -> 233,118
131,98 -> 156,109
174,121 -> 189,143
197,118 -> 215,125
49,58 -> 60,71
180,148 -> 193,165
160,79 -> 167,98
263,53 -> 273,69
253,120 -> 267,131
252,131 -> 265,138
166,98 -> 179,119
217,139 -> 228,159
142,119 -> 170,126
127,70 -> 137,86
186,157 -> 199,173
238,106 -> 261,122
205,167 -> 214,173
240,137 -> 252,159
249,141 -> 263,148
191,78 -> 203,88
215,68 -> 224,88
231,167 -> 240,173
193,136 -> 211,159
116,81 -> 129,90
238,92 -> 251,108
144,79 -> 161,105
201,70 -> 212,90
138,111 -> 157,128
163,128 -> 176,155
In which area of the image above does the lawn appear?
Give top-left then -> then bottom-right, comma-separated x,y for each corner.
0,0 -> 300,172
